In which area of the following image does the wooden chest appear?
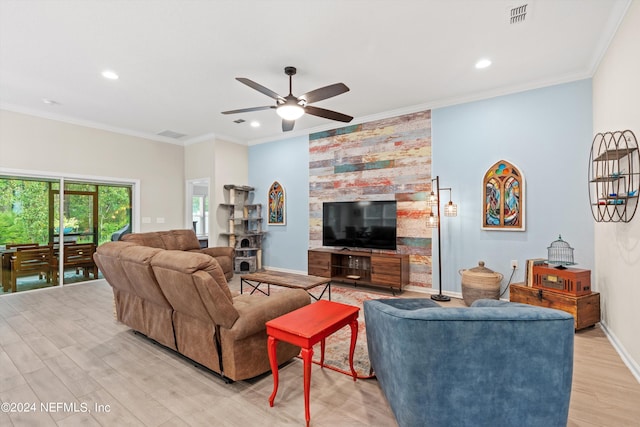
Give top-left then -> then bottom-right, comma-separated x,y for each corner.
509,283 -> 600,330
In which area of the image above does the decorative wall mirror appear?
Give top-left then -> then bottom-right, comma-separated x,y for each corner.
482,160 -> 525,231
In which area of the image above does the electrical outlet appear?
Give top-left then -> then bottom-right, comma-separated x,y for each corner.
511,260 -> 518,269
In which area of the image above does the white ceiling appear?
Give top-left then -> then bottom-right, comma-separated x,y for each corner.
0,0 -> 631,146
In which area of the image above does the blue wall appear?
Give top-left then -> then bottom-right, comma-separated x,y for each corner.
248,135 -> 310,271
433,79 -> 594,294
249,79 -> 594,295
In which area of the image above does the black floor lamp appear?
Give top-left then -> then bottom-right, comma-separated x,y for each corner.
427,176 -> 458,302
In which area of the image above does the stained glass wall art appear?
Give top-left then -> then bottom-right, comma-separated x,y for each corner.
482,160 -> 525,231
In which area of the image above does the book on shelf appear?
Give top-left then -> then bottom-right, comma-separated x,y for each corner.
525,258 -> 546,287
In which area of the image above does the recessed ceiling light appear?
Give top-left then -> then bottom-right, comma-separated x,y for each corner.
250,121 -> 260,128
42,98 -> 60,105
101,70 -> 119,80
475,59 -> 492,69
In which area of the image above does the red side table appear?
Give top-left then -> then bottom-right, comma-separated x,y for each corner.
266,300 -> 359,426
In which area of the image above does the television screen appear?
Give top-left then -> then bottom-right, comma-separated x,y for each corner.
322,201 -> 397,250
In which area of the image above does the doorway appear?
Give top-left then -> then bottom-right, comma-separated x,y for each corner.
187,178 -> 210,243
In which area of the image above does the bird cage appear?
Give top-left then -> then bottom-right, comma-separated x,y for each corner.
547,235 -> 575,267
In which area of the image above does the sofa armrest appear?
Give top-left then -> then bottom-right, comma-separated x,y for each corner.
226,289 -> 310,341
199,246 -> 234,259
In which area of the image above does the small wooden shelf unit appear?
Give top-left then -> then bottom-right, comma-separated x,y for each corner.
308,248 -> 409,294
509,283 -> 600,330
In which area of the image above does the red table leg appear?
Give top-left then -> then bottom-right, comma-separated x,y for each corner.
320,338 -> 325,367
301,346 -> 313,427
268,336 -> 279,407
348,319 -> 358,381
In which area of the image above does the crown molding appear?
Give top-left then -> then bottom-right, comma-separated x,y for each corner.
586,0 -> 633,75
2,69 -> 597,148
0,103 -> 183,145
182,131 -> 246,146
247,72 -> 594,146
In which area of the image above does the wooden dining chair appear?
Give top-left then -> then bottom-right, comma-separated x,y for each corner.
57,243 -> 98,281
9,245 -> 54,293
5,243 -> 43,279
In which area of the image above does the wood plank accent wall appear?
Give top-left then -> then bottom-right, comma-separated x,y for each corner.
309,111 -> 433,288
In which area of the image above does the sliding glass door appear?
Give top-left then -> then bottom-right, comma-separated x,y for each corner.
0,175 -> 133,294
50,183 -> 98,245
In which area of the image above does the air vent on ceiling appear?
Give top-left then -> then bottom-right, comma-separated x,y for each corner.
509,3 -> 528,24
233,119 -> 245,124
157,130 -> 187,139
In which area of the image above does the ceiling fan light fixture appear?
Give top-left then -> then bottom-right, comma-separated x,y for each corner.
276,103 -> 304,120
222,66 -> 351,130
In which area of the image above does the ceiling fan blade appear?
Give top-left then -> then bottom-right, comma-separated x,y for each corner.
305,105 -> 353,123
282,119 -> 295,132
236,77 -> 283,101
299,83 -> 349,104
221,105 -> 274,115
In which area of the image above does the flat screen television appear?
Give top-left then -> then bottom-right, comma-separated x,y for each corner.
322,201 -> 397,250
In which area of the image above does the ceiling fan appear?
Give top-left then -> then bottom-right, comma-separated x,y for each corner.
222,66 -> 353,132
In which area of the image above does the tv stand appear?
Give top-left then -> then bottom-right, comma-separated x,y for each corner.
308,248 -> 409,294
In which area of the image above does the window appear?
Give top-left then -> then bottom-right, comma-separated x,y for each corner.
0,175 -> 133,294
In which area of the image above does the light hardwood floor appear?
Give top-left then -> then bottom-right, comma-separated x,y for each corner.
0,278 -> 638,426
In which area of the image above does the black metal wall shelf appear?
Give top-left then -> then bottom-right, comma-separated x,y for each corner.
588,130 -> 639,223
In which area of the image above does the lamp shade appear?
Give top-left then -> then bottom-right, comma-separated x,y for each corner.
428,191 -> 438,207
444,201 -> 457,217
426,212 -> 439,228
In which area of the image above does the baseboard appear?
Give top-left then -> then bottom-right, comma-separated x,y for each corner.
403,285 -> 463,300
599,320 -> 640,384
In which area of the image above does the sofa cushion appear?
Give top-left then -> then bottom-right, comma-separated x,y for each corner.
122,232 -> 166,248
230,290 -> 311,340
122,230 -> 200,250
150,250 -> 239,329
163,229 -> 201,251
119,245 -> 169,308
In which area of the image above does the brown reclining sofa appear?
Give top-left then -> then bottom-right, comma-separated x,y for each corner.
121,229 -> 235,280
94,239 -> 310,382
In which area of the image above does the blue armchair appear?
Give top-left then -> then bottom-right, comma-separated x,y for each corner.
364,298 -> 574,427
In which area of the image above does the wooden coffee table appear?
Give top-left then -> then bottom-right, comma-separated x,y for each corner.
240,270 -> 331,301
266,300 -> 359,427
